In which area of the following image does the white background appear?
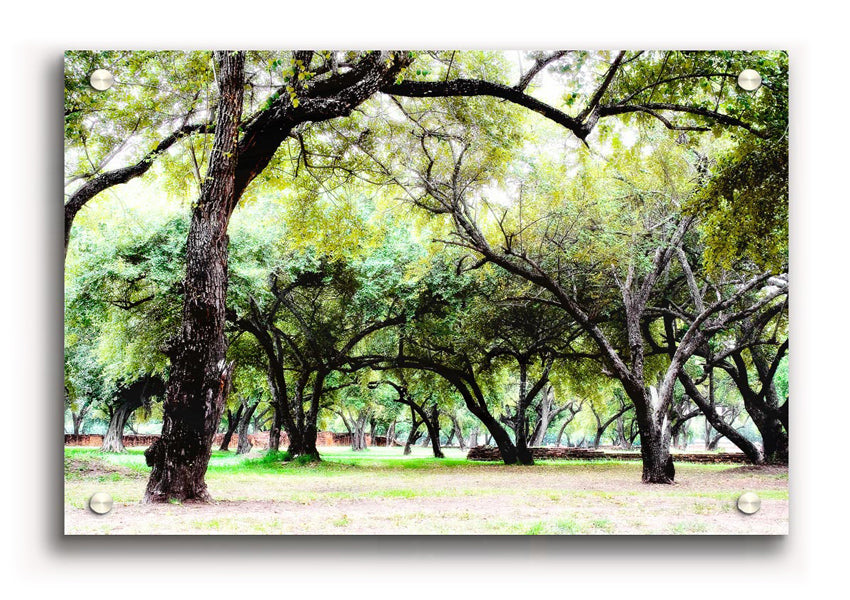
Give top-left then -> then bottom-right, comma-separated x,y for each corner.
2,1 -> 847,596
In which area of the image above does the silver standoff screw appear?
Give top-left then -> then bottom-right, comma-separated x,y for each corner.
737,491 -> 761,515
737,69 -> 762,91
89,492 -> 114,515
89,69 -> 115,91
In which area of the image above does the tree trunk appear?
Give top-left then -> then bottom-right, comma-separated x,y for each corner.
630,387 -> 675,484
614,413 -> 629,448
450,414 -> 467,451
556,420 -> 569,447
268,400 -> 283,453
237,400 -> 259,455
730,352 -> 788,463
529,386 -> 554,447
101,396 -> 143,452
284,371 -> 310,457
423,405 -> 444,459
444,426 -> 456,446
143,51 -> 245,503
102,376 -> 165,452
350,409 -> 371,452
298,370 -> 325,461
404,407 -> 423,455
678,371 -> 764,464
218,404 -> 244,451
511,362 -> 535,465
72,412 -> 84,436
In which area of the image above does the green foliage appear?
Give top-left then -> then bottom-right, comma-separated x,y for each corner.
64,50 -> 788,455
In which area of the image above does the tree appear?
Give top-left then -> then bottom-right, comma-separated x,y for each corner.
101,375 -> 165,452
143,51 -> 246,503
370,376 -> 446,458
387,115 -> 784,481
236,241 -> 412,459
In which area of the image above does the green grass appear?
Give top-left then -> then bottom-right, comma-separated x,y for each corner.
591,518 -> 615,533
525,521 -> 545,535
672,521 -> 709,534
554,518 -> 583,534
332,514 -> 351,528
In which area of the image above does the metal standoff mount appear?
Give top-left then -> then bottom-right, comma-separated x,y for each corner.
737,69 -> 762,91
89,492 -> 114,515
736,491 -> 761,515
90,69 -> 114,91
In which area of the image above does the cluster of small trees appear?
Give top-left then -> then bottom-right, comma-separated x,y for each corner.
64,50 -> 788,500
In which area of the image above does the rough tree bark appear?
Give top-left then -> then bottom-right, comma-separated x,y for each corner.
139,52 -> 412,498
142,51 -> 245,503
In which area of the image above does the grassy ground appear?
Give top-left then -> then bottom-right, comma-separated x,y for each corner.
64,446 -> 788,535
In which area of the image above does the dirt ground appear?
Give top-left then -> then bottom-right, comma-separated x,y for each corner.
64,448 -> 788,535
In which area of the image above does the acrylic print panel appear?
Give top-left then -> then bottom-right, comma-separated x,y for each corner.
63,50 -> 788,535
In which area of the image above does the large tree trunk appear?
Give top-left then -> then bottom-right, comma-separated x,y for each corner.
423,405 -> 444,459
474,409 -> 517,464
143,51 -> 245,504
742,394 -> 787,463
282,371 -> 310,457
454,381 -> 518,464
628,386 -> 675,484
268,400 -> 283,453
297,370 -> 325,460
513,363 -> 534,465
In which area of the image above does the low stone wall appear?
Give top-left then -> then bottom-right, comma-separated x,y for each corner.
66,431 -> 384,449
466,446 -> 751,463
64,434 -> 161,447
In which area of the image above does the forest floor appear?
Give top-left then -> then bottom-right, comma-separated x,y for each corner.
64,446 -> 788,535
